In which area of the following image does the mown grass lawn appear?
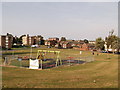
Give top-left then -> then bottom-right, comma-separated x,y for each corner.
1,46 -> 118,88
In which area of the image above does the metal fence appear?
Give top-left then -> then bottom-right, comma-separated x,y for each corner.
2,54 -> 94,69
61,56 -> 94,65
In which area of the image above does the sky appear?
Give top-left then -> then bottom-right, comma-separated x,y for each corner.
1,2 -> 118,40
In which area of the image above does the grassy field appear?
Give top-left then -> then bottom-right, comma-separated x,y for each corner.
1,46 -> 119,88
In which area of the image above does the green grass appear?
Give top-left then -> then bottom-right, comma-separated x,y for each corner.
2,46 -> 119,88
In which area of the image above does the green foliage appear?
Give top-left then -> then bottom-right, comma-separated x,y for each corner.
112,37 -> 120,52
19,34 -> 26,43
40,40 -> 45,45
13,36 -> 19,44
95,37 -> 105,50
60,37 -> 66,41
13,35 -> 26,44
105,35 -> 118,48
37,35 -> 44,40
84,39 -> 89,43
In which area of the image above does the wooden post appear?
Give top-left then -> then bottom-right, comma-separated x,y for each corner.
41,60 -> 42,69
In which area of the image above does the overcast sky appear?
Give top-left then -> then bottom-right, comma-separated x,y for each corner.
2,2 -> 118,40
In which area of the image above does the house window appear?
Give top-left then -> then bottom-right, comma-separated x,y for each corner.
6,45 -> 8,48
6,37 -> 8,41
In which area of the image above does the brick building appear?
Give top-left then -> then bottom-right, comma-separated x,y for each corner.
0,33 -> 13,49
22,34 -> 44,46
59,41 -> 72,49
45,37 -> 59,47
48,37 -> 59,41
73,43 -> 95,51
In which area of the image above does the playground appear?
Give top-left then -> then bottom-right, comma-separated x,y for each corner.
2,48 -> 94,69
1,46 -> 118,88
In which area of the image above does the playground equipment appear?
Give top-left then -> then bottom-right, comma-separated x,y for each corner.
36,50 -> 62,69
3,55 -> 18,66
2,49 -> 94,69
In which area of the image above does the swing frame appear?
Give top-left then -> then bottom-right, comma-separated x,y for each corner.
36,50 -> 62,69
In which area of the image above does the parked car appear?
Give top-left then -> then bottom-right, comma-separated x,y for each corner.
101,51 -> 107,53
47,46 -> 51,48
31,45 -> 39,48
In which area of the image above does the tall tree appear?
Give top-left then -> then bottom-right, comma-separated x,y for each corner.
112,37 -> 120,52
84,39 -> 89,43
95,37 -> 105,50
60,37 -> 66,41
13,36 -> 19,44
105,30 -> 118,49
18,34 -> 26,44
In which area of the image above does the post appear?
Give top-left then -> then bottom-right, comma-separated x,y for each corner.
12,50 -> 14,60
4,57 -> 7,66
60,58 -> 62,65
30,47 -> 32,58
41,60 -> 42,69
69,59 -> 70,65
56,60 -> 58,67
80,51 -> 82,55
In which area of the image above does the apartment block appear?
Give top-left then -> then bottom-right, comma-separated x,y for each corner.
0,34 -> 13,49
22,34 -> 43,46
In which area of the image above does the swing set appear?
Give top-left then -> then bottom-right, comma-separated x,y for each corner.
36,50 -> 62,69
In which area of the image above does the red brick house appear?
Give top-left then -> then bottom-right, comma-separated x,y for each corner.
73,43 -> 95,51
59,41 -> 72,49
48,37 -> 59,41
45,40 -> 57,47
45,37 -> 59,47
79,43 -> 89,51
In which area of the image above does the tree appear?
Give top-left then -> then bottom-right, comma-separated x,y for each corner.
40,40 -> 45,45
95,37 -> 105,50
13,36 -> 19,44
60,37 -> 66,41
112,37 -> 120,53
105,30 -> 118,49
18,35 -> 26,44
109,29 -> 114,36
36,35 -> 44,45
37,35 -> 44,40
84,39 -> 89,43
